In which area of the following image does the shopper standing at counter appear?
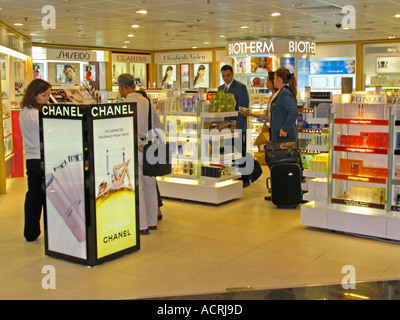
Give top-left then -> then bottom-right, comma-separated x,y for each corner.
218,65 -> 251,186
19,79 -> 52,241
270,67 -> 298,141
117,73 -> 160,235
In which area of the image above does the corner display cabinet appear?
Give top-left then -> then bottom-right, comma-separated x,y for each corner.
156,92 -> 243,204
301,92 -> 400,241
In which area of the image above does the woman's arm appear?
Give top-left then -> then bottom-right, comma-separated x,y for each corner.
280,89 -> 298,134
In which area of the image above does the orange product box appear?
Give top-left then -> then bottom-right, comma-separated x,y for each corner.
360,132 -> 376,148
340,135 -> 363,147
381,133 -> 389,149
377,167 -> 388,178
361,166 -> 388,178
340,134 -> 347,146
361,166 -> 379,177
373,132 -> 389,148
339,158 -> 364,174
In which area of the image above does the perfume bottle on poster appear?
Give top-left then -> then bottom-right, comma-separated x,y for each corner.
68,152 -> 85,220
53,159 -> 85,221
46,173 -> 86,243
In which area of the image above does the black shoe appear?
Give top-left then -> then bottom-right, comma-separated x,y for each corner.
25,232 -> 40,242
157,214 -> 163,221
140,229 -> 150,235
149,225 -> 157,231
264,195 -> 272,201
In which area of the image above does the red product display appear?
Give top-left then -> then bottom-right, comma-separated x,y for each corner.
340,135 -> 362,147
11,110 -> 24,177
340,132 -> 389,149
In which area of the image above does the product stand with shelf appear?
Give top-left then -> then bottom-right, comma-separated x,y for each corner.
297,92 -> 331,201
157,95 -> 243,204
391,114 -> 400,213
0,53 -> 29,191
1,55 -> 13,180
387,105 -> 400,239
301,92 -> 400,241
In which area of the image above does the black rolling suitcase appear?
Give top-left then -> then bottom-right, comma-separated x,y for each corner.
266,162 -> 302,208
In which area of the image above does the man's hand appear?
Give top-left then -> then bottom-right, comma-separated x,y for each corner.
279,129 -> 287,137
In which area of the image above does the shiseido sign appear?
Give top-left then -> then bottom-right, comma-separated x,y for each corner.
47,48 -> 95,61
226,39 -> 316,56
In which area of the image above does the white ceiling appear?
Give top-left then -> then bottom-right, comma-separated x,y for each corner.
1,0 -> 400,51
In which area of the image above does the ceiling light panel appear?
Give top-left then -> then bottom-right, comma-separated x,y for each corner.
0,0 -> 398,51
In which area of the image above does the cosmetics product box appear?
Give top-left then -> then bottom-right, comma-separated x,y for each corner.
201,165 -> 222,178
339,158 -> 363,175
361,166 -> 379,177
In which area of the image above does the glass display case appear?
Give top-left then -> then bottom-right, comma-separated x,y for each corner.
1,54 -> 12,161
1,52 -> 28,183
297,92 -> 331,203
330,96 -> 390,211
157,94 -> 243,204
390,104 -> 400,213
301,92 -> 400,240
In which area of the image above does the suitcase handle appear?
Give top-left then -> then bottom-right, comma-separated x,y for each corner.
266,177 -> 271,193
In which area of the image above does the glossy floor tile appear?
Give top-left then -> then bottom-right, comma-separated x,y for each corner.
1,169 -> 400,300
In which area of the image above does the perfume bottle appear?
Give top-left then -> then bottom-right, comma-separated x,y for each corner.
362,133 -> 368,147
53,159 -> 83,219
67,153 -> 85,221
45,173 -> 86,243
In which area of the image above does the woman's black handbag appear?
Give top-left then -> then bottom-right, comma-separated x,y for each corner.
264,140 -> 299,168
142,101 -> 171,177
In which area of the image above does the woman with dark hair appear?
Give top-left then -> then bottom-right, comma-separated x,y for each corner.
19,79 -> 52,241
270,67 -> 298,141
194,64 -> 206,87
162,65 -> 173,89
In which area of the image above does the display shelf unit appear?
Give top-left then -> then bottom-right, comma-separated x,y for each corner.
389,107 -> 400,214
301,92 -> 400,241
157,98 -> 243,204
330,113 -> 390,211
1,53 -> 28,187
297,92 -> 331,196
1,55 -> 13,179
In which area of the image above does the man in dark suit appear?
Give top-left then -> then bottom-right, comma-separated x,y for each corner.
218,65 -> 251,187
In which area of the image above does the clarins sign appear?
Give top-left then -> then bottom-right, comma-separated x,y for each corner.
112,53 -> 151,64
226,39 -> 316,56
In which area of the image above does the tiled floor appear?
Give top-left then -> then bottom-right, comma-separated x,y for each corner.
1,169 -> 400,300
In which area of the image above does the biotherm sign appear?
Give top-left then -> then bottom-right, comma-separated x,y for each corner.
226,39 -> 316,56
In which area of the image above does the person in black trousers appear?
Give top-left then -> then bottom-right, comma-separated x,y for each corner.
19,79 -> 52,241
